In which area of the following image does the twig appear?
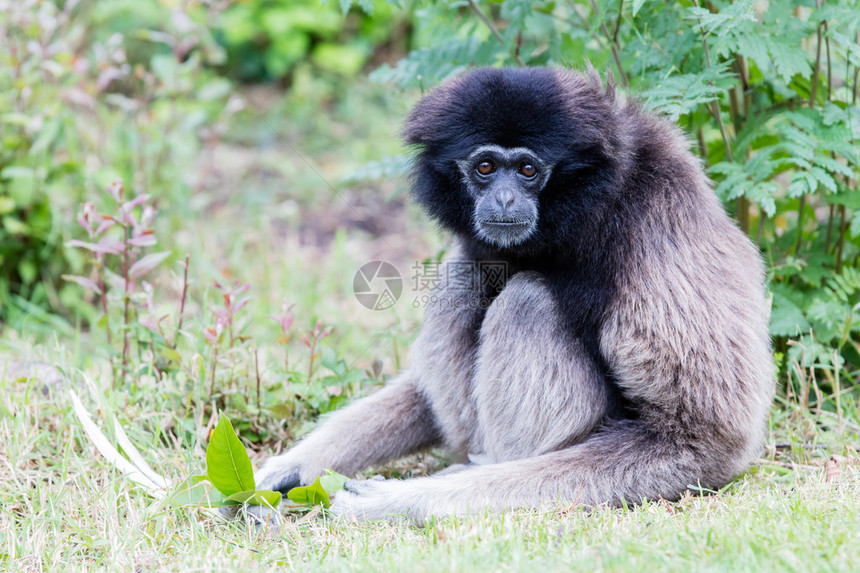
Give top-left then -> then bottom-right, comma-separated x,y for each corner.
172,254 -> 190,350
208,344 -> 219,401
587,0 -> 629,87
809,5 -> 825,106
755,458 -> 819,471
254,347 -> 262,412
692,0 -> 732,163
612,0 -> 624,43
794,195 -> 806,254
467,0 -> 526,67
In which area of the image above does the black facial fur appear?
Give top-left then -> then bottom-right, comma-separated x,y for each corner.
404,67 -> 621,257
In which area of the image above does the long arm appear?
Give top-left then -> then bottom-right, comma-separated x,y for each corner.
255,374 -> 441,492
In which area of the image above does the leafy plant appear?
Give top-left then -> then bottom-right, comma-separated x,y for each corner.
213,0 -> 404,82
0,0 -> 234,327
64,180 -> 173,383
366,0 -> 860,409
195,414 -> 283,508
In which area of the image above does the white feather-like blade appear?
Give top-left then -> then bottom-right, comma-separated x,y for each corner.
112,418 -> 170,490
69,389 -> 166,497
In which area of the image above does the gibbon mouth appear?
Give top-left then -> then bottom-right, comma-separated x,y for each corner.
481,220 -> 532,228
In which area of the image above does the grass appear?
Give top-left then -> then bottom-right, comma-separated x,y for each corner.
1,367 -> 859,572
2,79 -> 860,571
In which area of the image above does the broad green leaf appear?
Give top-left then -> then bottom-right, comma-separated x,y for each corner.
205,414 -> 255,496
224,489 -> 283,507
320,470 -> 349,494
287,477 -> 331,508
769,291 -> 810,337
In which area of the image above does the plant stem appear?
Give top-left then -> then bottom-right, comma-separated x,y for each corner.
809,16 -> 824,105
825,204 -> 835,252
697,125 -> 708,161
587,0 -> 629,87
735,54 -> 751,113
692,0 -> 746,232
736,198 -> 750,235
254,347 -> 261,411
208,344 -> 219,401
834,350 -> 843,433
824,21 -> 832,101
172,254 -> 189,349
307,337 -> 317,384
467,0 -> 526,67
854,30 -> 860,105
97,257 -> 111,346
756,212 -> 766,246
149,338 -> 162,379
794,195 -> 806,255
121,223 -> 131,382
836,204 -> 847,273
612,0 -> 624,43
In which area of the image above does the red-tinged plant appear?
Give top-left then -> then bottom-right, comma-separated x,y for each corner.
271,300 -> 296,372
206,280 -> 252,400
303,320 -> 333,385
64,179 -> 172,384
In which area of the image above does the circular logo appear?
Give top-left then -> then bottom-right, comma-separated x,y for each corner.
353,261 -> 403,310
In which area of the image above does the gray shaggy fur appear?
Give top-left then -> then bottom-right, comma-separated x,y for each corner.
254,67 -> 774,526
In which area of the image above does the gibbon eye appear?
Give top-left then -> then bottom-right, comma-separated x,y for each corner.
476,161 -> 495,175
519,164 -> 537,178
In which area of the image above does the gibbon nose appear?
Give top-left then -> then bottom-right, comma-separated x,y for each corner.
495,188 -> 516,210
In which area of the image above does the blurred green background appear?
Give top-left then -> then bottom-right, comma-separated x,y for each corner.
2,0 -> 860,439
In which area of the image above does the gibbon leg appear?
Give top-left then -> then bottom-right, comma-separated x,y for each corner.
328,421 -> 699,526
471,271 -> 611,462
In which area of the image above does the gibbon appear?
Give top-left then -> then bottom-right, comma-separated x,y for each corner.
252,67 -> 774,525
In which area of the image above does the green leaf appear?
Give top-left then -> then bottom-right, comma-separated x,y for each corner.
287,477 -> 331,508
320,470 -> 349,494
769,291 -> 810,337
205,414 -> 255,496
631,0 -> 647,17
224,489 -> 283,507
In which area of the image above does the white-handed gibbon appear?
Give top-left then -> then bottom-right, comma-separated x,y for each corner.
251,67 -> 774,525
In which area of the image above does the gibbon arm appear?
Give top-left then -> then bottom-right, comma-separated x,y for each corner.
254,374 -> 441,493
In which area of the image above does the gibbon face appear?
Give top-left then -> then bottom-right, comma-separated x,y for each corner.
456,144 -> 552,248
404,67 -> 620,254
